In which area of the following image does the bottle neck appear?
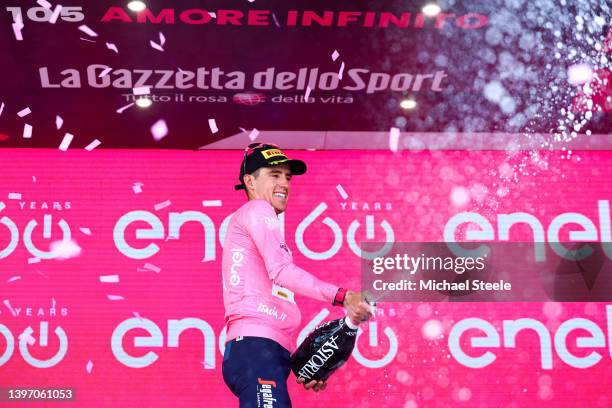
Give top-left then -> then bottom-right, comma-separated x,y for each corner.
344,316 -> 359,330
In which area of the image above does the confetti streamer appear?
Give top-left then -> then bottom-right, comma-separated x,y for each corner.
49,5 -> 63,24
143,263 -> 161,273
248,128 -> 259,141
132,183 -> 143,194
78,25 -> 98,37
7,276 -> 21,283
23,124 -> 32,139
338,62 -> 345,80
304,86 -> 312,101
84,139 -> 101,151
154,200 -> 171,211
208,118 -> 218,134
332,50 -> 340,61
79,227 -> 92,235
336,184 -> 349,200
202,200 -> 222,207
8,193 -> 21,200
99,275 -> 119,283
98,67 -> 112,78
17,107 -> 31,117
107,295 -> 124,301
151,119 -> 168,141
59,133 -> 73,151
86,360 -> 94,374
116,102 -> 134,114
79,37 -> 97,43
55,115 -> 63,129
389,127 -> 400,152
106,42 -> 119,53
133,86 -> 150,96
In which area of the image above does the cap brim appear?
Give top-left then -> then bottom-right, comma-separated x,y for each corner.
288,159 -> 307,175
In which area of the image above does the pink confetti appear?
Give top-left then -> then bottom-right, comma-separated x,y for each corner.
7,276 -> 21,283
116,102 -> 134,114
208,118 -> 218,134
59,132 -> 73,151
209,12 -> 216,18
150,40 -> 164,52
332,50 -> 340,61
19,331 -> 36,346
99,275 -> 119,283
133,312 -> 143,320
32,176 -> 37,183
0,102 -> 4,117
98,67 -> 112,78
12,20 -> 24,41
85,139 -> 101,151
8,193 -> 21,200
271,12 -> 280,27
154,200 -> 171,211
3,299 -> 17,316
106,42 -> 119,53
86,360 -> 94,373
49,239 -> 81,259
202,200 -> 222,207
336,184 -> 349,200
78,25 -> 98,37
248,128 -> 259,141
107,295 -> 124,301
79,227 -> 92,235
79,37 -> 96,43
23,124 -> 32,139
49,5 -> 63,24
338,62 -> 345,80
132,183 -> 143,194
159,32 -> 166,46
151,119 -> 168,141
17,107 -> 31,117
55,115 -> 63,129
28,257 -> 41,264
143,263 -> 161,273
133,86 -> 150,96
304,86 -> 312,101
37,0 -> 52,8
389,127 -> 400,152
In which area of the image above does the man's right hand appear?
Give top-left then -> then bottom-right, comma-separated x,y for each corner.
343,291 -> 374,323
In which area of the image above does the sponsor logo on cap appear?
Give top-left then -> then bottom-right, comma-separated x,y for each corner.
262,149 -> 286,160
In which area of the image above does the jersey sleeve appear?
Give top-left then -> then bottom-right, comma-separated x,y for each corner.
241,200 -> 339,304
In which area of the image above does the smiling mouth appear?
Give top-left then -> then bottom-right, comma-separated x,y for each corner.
273,192 -> 287,199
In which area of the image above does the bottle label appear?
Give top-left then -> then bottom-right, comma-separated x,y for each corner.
296,335 -> 340,381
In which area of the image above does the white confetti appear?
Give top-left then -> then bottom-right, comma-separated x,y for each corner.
86,360 -> 93,374
3,299 -> 17,316
49,239 -> 81,259
12,20 -> 24,41
32,176 -> 37,183
52,298 -> 56,309
150,40 -> 164,52
107,295 -> 124,301
58,133 -> 74,151
37,0 -> 52,8
79,227 -> 92,235
7,276 -> 21,283
271,12 -> 280,27
116,102 -> 134,114
151,119 -> 168,141
17,107 -> 31,117
99,275 -> 119,283
19,331 -> 36,346
55,115 -> 63,129
132,183 -> 143,194
23,124 -> 32,139
28,257 -> 41,264
248,128 -> 259,141
79,37 -> 96,43
338,62 -> 345,80
389,127 -> 400,152
85,139 -> 101,151
202,200 -> 222,207
209,12 -> 216,18
154,200 -> 171,211
133,312 -> 143,320
0,102 -> 4,117
143,263 -> 161,273
78,25 -> 98,37
49,5 -> 63,24
8,193 -> 21,200
336,184 -> 349,200
106,42 -> 119,53
208,118 -> 218,134
332,50 -> 340,61
159,32 -> 166,46
133,86 -> 150,96
304,86 -> 312,101
98,67 -> 112,78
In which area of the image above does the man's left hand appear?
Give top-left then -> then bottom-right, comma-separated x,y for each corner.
297,377 -> 327,392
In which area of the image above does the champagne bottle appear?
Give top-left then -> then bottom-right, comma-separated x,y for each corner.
290,316 -> 359,382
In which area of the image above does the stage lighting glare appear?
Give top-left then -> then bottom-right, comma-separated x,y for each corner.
422,4 -> 442,17
400,99 -> 417,110
127,1 -> 147,12
136,98 -> 152,108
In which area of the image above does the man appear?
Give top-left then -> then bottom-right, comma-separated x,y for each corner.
221,143 -> 373,407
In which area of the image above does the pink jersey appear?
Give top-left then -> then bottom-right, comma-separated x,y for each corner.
222,199 -> 339,353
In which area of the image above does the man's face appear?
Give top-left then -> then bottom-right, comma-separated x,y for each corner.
245,164 -> 292,214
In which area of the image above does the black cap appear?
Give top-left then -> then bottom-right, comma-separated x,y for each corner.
235,143 -> 307,190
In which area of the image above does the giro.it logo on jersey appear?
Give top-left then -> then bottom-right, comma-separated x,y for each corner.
257,378 -> 277,408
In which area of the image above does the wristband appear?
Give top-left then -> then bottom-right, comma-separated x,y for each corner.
333,287 -> 348,307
